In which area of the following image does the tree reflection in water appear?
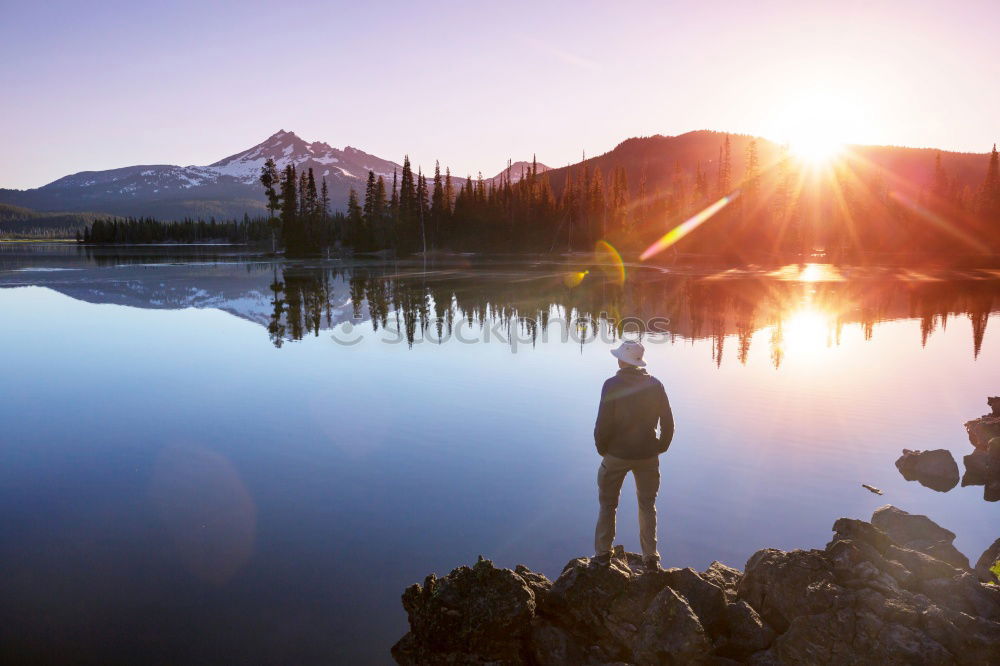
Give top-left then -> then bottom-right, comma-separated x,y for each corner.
266,262 -> 1000,367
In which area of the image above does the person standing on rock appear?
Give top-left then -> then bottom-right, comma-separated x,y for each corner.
593,340 -> 674,572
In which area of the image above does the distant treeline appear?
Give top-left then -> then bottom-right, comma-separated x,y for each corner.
68,137 -> 1000,261
82,216 -> 274,244
0,203 -> 103,239
260,139 -> 1000,261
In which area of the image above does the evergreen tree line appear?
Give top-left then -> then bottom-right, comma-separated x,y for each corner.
265,139 -> 1000,261
81,215 -> 273,244
260,160 -> 337,255
78,138 -> 1000,260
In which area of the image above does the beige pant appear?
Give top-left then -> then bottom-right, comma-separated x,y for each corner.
595,453 -> 660,558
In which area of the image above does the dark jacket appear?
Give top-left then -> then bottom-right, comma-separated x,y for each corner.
594,367 -> 674,459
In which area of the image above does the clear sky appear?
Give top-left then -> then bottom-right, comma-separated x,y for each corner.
2,0 -> 997,189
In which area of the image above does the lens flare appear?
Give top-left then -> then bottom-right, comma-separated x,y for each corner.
563,269 -> 589,287
888,190 -> 990,254
594,240 -> 626,285
640,192 -> 740,261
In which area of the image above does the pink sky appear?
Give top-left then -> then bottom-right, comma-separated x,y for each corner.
1,0 -> 998,189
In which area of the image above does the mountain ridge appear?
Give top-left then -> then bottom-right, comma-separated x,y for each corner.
1,128 -> 992,224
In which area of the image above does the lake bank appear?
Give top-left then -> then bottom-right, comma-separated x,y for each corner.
393,505 -> 1000,665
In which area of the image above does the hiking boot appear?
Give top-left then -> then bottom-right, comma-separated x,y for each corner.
643,555 -> 663,573
594,551 -> 612,567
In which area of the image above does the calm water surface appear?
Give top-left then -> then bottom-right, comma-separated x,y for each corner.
1,244 -> 998,664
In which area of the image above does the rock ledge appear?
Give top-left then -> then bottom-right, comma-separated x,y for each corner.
394,506 -> 1000,665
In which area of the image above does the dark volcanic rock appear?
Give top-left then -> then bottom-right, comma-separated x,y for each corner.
871,505 -> 970,569
965,397 -> 1000,451
395,505 -> 1000,665
895,448 -> 960,491
662,567 -> 728,630
631,585 -> 711,664
392,555 -> 545,665
977,538 -> 1000,584
761,607 -> 954,665
702,561 -> 742,603
963,449 -> 993,485
714,600 -> 775,659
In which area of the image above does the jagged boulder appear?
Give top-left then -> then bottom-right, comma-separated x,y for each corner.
713,600 -> 775,660
392,555 -> 546,665
702,561 -> 742,602
963,449 -> 993,485
539,546 -> 714,663
760,607 -> 954,665
662,567 -> 728,631
975,537 -> 1000,584
394,506 -> 1000,665
871,505 -> 970,569
630,585 -> 711,664
965,397 -> 1000,451
895,448 -> 960,491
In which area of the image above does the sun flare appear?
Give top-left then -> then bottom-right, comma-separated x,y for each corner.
776,90 -> 858,166
782,307 -> 831,354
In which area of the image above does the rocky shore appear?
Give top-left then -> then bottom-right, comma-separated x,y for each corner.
393,505 -> 999,665
963,396 -> 1000,501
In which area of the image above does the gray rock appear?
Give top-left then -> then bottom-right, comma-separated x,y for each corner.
872,505 -> 970,569
530,618 -> 593,666
714,600 -> 775,659
702,561 -> 742,603
831,517 -> 894,553
965,398 -> 1000,451
737,548 -> 847,632
763,607 -> 954,665
920,573 -> 1000,621
662,566 -> 728,630
975,537 -> 1000,583
631,585 -> 711,664
392,555 -> 544,665
920,603 -> 1000,665
963,449 -> 992,486
393,512 -> 1000,665
895,448 -> 960,491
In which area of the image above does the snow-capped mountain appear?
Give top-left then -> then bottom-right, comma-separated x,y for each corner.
207,130 -> 399,185
0,131 -> 402,220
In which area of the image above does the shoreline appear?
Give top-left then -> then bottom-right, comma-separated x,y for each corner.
393,505 -> 999,665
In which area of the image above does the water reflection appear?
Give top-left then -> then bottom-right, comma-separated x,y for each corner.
1,246 -> 998,367
261,262 -> 1000,367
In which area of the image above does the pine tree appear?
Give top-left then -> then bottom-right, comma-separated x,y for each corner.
320,178 -> 330,245
417,168 -> 429,254
744,139 -> 760,199
373,175 -> 387,248
444,167 -> 454,214
363,170 -> 377,229
430,161 -> 446,249
259,157 -> 281,252
390,168 -> 400,225
980,144 -> 999,220
933,152 -> 949,202
717,135 -> 732,195
346,187 -> 364,249
280,164 -> 300,254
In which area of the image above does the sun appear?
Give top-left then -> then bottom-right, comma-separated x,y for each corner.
789,133 -> 843,164
774,90 -> 857,165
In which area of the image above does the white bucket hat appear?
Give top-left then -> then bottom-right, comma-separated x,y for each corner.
611,340 -> 646,367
